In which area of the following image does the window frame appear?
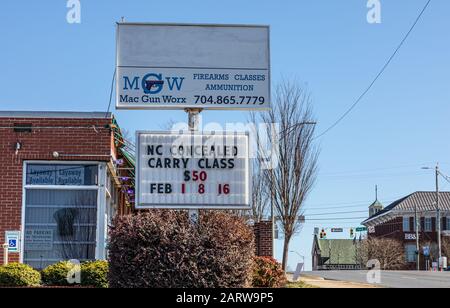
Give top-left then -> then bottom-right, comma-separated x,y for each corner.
20,161 -> 107,264
405,244 -> 417,263
403,217 -> 410,232
424,217 -> 433,232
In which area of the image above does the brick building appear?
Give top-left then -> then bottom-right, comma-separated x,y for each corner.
0,111 -> 134,269
362,192 -> 450,270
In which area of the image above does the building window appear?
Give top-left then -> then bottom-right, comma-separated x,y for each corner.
23,164 -> 99,269
425,217 -> 432,232
405,244 -> 417,263
26,164 -> 98,186
447,217 -> 450,231
403,217 -> 410,232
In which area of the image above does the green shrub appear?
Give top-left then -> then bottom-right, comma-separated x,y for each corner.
108,211 -> 255,288
81,261 -> 108,288
252,257 -> 287,288
41,261 -> 79,286
0,263 -> 41,287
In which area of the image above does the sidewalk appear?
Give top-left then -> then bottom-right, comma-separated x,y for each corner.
294,275 -> 381,289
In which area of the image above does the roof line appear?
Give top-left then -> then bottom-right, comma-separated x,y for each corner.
0,111 -> 113,119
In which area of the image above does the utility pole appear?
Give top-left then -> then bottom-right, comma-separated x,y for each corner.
422,163 -> 443,271
436,164 -> 442,270
415,203 -> 420,271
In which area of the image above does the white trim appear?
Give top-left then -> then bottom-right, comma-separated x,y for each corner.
20,161 -> 26,263
26,223 -> 96,227
21,160 -> 104,265
362,211 -> 393,227
135,131 -> 252,210
23,160 -> 104,165
25,205 -> 96,209
95,163 -> 107,260
24,185 -> 99,190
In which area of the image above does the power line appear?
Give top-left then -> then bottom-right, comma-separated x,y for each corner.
305,197 -> 398,207
439,173 -> 450,184
318,163 -> 437,176
319,172 -> 426,180
315,0 -> 433,139
303,222 -> 365,226
304,217 -> 367,221
304,210 -> 368,217
304,204 -> 370,211
303,197 -> 400,211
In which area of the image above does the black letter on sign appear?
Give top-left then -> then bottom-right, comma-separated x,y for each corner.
165,184 -> 172,194
148,145 -> 163,155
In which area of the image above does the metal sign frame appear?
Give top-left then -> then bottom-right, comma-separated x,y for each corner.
135,131 -> 252,210
115,22 -> 271,110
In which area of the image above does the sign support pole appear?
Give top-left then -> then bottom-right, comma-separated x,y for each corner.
186,108 -> 202,224
2,243 -> 8,265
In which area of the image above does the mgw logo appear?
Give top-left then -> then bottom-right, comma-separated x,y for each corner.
123,73 -> 185,95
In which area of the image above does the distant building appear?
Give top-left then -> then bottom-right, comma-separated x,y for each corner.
369,199 -> 384,218
362,191 -> 450,270
369,185 -> 384,217
312,235 -> 362,271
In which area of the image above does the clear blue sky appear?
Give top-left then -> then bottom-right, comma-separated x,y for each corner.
1,0 -> 450,270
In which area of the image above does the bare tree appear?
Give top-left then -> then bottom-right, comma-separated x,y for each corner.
258,81 -> 319,270
250,161 -> 269,222
356,238 -> 406,270
247,113 -> 270,223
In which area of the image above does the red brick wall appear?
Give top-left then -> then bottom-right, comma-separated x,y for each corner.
370,216 -> 444,243
0,117 -> 112,264
370,217 -> 403,241
254,221 -> 273,257
369,216 -> 447,270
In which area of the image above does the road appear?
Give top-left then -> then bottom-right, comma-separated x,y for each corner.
302,271 -> 450,288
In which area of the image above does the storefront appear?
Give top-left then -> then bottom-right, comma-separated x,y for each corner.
0,111 -> 134,268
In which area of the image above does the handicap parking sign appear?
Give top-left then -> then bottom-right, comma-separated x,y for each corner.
9,239 -> 17,248
5,231 -> 21,253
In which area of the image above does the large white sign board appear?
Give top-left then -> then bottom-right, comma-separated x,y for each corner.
116,23 -> 270,110
136,132 -> 250,209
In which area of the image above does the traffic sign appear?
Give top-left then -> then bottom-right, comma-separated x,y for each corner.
5,231 -> 21,253
331,228 -> 343,233
356,227 -> 367,232
423,246 -> 430,257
